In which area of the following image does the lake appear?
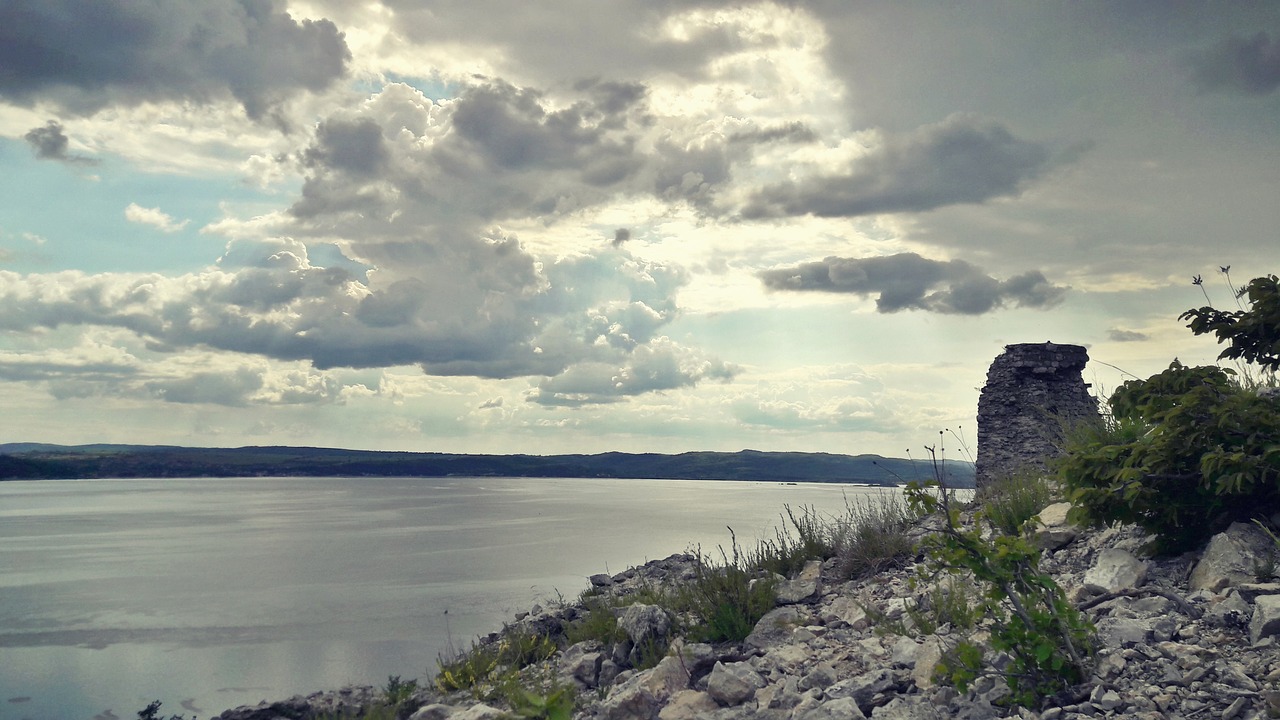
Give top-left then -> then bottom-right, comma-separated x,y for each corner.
0,476 -> 900,720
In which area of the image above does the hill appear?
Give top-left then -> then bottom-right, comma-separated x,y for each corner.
0,444 -> 974,486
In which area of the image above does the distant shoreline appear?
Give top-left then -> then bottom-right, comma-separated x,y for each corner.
0,443 -> 976,487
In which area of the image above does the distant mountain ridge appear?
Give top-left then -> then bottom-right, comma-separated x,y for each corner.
0,443 -> 975,486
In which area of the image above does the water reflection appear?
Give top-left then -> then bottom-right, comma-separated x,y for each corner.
1,477 -> 896,720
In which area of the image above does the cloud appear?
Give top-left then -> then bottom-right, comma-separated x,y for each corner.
124,204 -> 190,233
612,228 -> 631,247
742,113 -> 1053,219
759,253 -> 1068,314
22,120 -> 98,164
0,0 -> 350,120
1,77 -> 761,405
1107,328 -> 1149,343
0,237 -> 730,402
1191,31 -> 1280,95
0,335 -> 352,406
528,338 -> 738,407
146,368 -> 263,406
728,121 -> 818,145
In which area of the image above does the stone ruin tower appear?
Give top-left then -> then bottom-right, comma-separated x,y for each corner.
975,342 -> 1100,491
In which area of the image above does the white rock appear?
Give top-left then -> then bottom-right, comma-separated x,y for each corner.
1190,522 -> 1275,593
1250,594 -> 1280,644
450,704 -> 506,720
1083,548 -> 1147,593
777,560 -> 823,604
889,636 -> 920,667
821,596 -> 868,629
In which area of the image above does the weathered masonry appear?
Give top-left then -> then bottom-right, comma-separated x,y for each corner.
975,342 -> 1100,490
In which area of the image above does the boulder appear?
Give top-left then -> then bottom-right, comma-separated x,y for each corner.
745,606 -> 805,650
911,636 -> 948,689
826,668 -> 897,714
559,641 -> 604,689
792,695 -> 868,720
704,661 -> 765,706
1083,548 -> 1148,593
657,690 -> 719,720
776,560 -> 823,604
1189,522 -> 1275,593
821,596 -> 868,629
617,603 -> 672,646
1033,502 -> 1079,550
407,705 -> 454,720
1251,594 -> 1280,644
450,704 -> 506,720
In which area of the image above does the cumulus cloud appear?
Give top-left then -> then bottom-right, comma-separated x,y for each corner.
528,338 -> 738,406
1191,31 -> 1280,95
759,253 -> 1068,314
612,228 -> 631,247
0,237 -> 726,403
742,114 -> 1052,219
0,337 -> 352,406
125,204 -> 190,233
0,0 -> 350,120
0,77 -> 763,406
23,120 -> 97,164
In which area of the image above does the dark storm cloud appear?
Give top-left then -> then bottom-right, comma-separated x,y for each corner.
573,78 -> 650,119
1191,31 -> 1280,95
728,121 -> 818,145
759,253 -> 1068,315
449,81 -> 638,174
303,117 -> 388,176
612,229 -> 631,247
742,114 -> 1052,219
0,0 -> 350,119
22,120 -> 98,165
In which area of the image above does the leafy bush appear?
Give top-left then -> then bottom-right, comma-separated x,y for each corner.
906,477 -> 1093,707
1057,272 -> 1280,554
1181,273 -> 1280,371
1058,360 -> 1280,553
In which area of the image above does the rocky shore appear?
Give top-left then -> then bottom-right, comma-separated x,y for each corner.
213,504 -> 1280,720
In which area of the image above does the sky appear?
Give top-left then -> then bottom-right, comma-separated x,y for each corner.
0,1 -> 1276,458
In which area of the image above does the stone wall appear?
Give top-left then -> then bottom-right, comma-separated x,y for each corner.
975,342 -> 1100,490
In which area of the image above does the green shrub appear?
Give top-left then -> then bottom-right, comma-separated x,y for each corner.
1058,360 -> 1280,553
906,476 -> 1093,707
830,492 -> 918,578
564,595 -> 626,646
435,628 -> 557,693
1181,273 -> 1280,372
748,504 -> 838,577
673,537 -> 776,643
980,469 -> 1058,537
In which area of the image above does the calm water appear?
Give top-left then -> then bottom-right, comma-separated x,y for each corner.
0,476 -> 895,720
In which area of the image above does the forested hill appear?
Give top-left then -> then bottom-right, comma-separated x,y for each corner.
0,444 -> 974,487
